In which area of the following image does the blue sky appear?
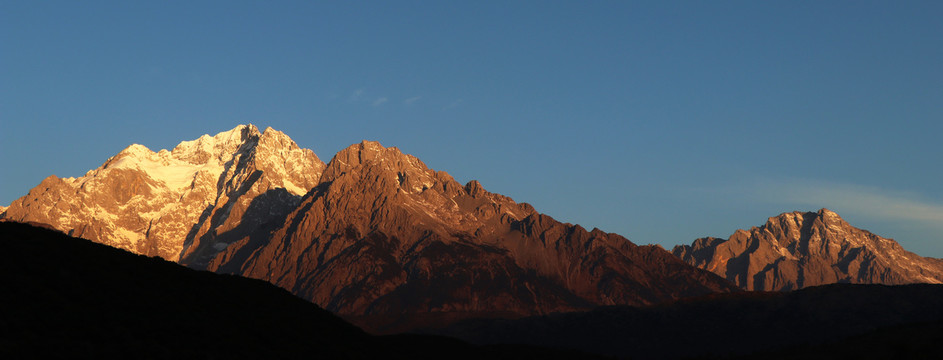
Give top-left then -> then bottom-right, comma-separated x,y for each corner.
2,1 -> 942,256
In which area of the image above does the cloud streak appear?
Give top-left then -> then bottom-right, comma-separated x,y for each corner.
404,96 -> 421,105
752,178 -> 943,225
348,89 -> 364,103
372,97 -> 388,106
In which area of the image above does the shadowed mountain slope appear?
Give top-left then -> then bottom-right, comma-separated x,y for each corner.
0,221 -> 604,359
673,209 -> 943,291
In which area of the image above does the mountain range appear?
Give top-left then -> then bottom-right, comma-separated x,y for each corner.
4,125 -> 943,328
5,221 -> 942,359
1,124 -> 734,323
4,124 -> 943,357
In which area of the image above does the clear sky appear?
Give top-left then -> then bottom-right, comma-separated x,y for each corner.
2,1 -> 942,256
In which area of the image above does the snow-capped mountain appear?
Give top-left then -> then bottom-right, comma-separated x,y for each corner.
2,125 -> 323,263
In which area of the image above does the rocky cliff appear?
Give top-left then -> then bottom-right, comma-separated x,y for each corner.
672,209 -> 943,291
1,125 -> 324,262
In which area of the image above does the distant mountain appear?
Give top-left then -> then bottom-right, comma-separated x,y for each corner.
0,221 -> 604,359
1,125 -> 736,322
672,209 -> 943,291
426,283 -> 943,359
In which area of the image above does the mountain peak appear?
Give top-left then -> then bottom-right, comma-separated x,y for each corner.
3,125 -> 324,262
258,126 -> 295,146
169,124 -> 261,164
341,140 -> 401,162
674,208 -> 943,291
205,138 -> 735,317
321,140 -> 429,185
817,207 -> 843,222
768,207 -> 845,225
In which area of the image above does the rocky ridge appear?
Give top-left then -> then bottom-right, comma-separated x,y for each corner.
208,140 -> 736,317
1,125 -> 324,262
672,209 -> 943,291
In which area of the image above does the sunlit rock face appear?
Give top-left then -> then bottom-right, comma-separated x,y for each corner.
673,209 -> 943,291
208,140 -> 737,316
2,125 -> 324,263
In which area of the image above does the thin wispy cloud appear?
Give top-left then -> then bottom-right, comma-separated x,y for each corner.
752,178 -> 943,225
404,96 -> 422,105
348,89 -> 364,103
372,97 -> 388,106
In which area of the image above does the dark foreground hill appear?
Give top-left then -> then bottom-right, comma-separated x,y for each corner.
424,283 -> 943,359
0,222 -> 602,359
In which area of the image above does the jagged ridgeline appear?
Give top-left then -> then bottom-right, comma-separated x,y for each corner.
1,125 -> 735,321
3,125 -> 323,263
673,209 -> 943,291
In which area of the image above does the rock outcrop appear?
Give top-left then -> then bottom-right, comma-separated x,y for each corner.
672,209 -> 943,291
1,125 -> 324,262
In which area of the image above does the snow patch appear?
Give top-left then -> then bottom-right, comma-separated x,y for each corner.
103,132 -> 242,191
281,180 -> 307,196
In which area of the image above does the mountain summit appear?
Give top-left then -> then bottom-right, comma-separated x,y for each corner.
2,125 -> 736,323
209,140 -> 736,317
2,125 -> 324,262
672,209 -> 943,291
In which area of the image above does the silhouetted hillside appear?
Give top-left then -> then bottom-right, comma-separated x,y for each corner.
736,319 -> 943,360
0,222 -> 603,359
426,283 -> 943,359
